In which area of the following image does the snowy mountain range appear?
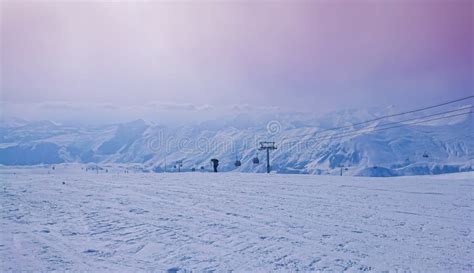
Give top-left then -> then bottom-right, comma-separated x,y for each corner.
1,106 -> 472,176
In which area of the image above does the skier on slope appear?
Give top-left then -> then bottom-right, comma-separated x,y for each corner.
210,159 -> 219,173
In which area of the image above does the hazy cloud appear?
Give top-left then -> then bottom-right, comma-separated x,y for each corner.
1,1 -> 472,121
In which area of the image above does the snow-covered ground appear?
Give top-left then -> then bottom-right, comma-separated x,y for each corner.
1,167 -> 473,272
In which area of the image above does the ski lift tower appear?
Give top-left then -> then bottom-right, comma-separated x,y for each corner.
259,141 -> 277,174
175,160 -> 183,172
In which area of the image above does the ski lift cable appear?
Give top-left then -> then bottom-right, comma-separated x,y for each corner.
281,95 -> 474,141
306,111 -> 472,143
282,106 -> 473,144
293,111 -> 473,144
282,106 -> 473,141
327,107 -> 473,141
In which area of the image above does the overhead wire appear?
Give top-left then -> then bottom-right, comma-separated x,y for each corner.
281,106 -> 473,143
281,95 -> 474,141
281,111 -> 473,145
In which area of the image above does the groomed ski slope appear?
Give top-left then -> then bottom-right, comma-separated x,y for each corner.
1,169 -> 473,272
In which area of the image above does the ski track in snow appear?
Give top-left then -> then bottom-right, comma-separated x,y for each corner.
1,170 -> 473,272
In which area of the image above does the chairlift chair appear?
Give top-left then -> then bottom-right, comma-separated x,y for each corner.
234,155 -> 242,167
252,153 -> 260,164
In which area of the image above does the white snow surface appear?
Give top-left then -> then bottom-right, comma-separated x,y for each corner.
1,167 -> 473,272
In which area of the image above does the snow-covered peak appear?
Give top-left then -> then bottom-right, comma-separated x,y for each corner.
0,106 -> 472,176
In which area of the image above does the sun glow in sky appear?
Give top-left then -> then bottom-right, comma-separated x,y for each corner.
1,0 -> 472,122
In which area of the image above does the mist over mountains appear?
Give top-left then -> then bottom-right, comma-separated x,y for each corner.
1,106 -> 472,177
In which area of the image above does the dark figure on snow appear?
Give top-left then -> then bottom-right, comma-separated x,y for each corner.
210,159 -> 219,173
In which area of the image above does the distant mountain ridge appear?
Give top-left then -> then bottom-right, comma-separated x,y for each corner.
1,106 -> 472,176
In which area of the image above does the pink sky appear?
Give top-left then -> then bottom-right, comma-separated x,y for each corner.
1,0 -> 472,118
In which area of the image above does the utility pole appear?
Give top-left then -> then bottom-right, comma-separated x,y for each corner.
339,164 -> 348,176
259,141 -> 277,174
